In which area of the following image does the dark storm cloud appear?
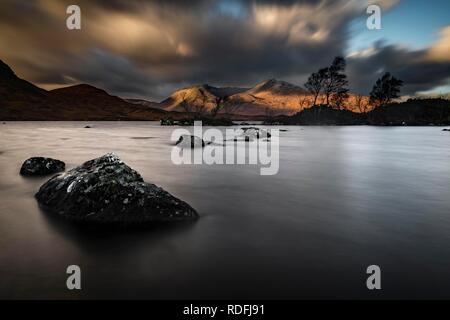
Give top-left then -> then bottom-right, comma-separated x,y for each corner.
347,42 -> 450,95
66,50 -> 161,97
0,0 -> 448,99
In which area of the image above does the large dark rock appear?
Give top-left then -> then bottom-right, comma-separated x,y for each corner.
35,153 -> 198,224
20,157 -> 65,176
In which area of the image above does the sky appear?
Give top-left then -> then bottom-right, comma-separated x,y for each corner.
348,0 -> 450,52
0,0 -> 449,100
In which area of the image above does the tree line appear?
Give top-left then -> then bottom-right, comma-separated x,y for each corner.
304,56 -> 403,111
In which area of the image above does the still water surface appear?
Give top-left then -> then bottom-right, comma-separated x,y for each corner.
1,122 -> 450,299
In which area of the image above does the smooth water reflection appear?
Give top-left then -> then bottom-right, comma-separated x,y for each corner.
1,122 -> 450,299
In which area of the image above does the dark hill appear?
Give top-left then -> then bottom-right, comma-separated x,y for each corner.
268,99 -> 450,126
0,60 -> 172,120
367,99 -> 450,125
272,105 -> 366,125
0,59 -> 47,103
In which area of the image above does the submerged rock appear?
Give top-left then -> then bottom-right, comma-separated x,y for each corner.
35,153 -> 198,224
443,129 -> 450,132
20,157 -> 65,176
175,135 -> 206,148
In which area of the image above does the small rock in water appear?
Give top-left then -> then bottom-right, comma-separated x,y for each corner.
20,157 -> 65,176
84,125 -> 91,128
175,135 -> 205,148
35,153 -> 198,225
234,127 -> 271,141
442,129 -> 450,132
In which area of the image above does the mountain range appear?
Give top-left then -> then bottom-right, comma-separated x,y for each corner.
0,60 -> 171,120
130,78 -> 373,116
1,59 -> 371,120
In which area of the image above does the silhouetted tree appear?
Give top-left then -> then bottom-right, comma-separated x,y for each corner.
305,68 -> 327,106
331,88 -> 349,110
369,72 -> 404,107
298,93 -> 309,111
323,56 -> 349,107
305,56 -> 349,108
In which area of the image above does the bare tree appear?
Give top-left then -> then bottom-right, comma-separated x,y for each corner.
304,68 -> 327,106
369,72 -> 404,107
323,56 -> 349,106
331,88 -> 349,110
298,93 -> 309,111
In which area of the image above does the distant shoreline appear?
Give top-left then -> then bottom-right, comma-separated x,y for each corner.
4,98 -> 450,127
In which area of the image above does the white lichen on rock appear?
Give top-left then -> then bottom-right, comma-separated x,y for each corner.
35,153 -> 198,224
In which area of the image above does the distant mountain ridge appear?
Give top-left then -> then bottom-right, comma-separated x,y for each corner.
155,79 -> 310,115
154,78 -> 372,116
157,84 -> 248,112
0,60 -> 173,120
0,60 -> 47,103
125,98 -> 164,110
246,79 -> 306,95
226,79 -> 309,115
